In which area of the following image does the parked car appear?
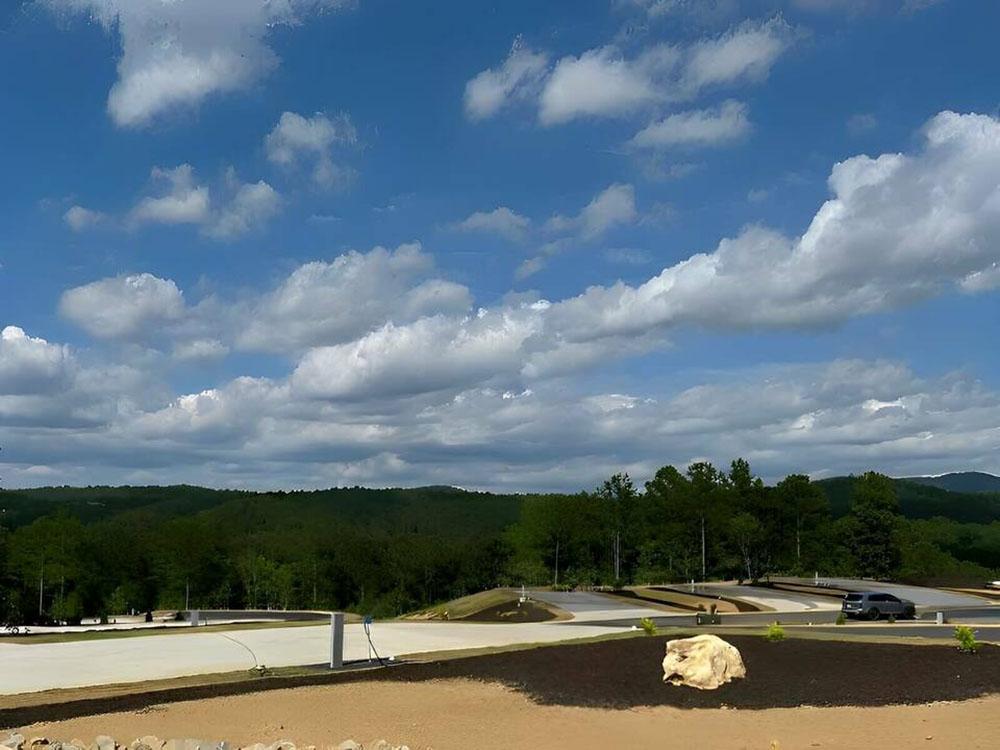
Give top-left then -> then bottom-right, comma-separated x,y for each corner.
841,592 -> 916,620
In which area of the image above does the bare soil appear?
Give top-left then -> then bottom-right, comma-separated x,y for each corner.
17,681 -> 1000,750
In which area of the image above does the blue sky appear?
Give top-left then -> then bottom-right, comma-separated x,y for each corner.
2,0 -> 1000,490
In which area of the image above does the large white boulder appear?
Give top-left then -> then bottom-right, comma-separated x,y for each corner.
662,634 -> 746,690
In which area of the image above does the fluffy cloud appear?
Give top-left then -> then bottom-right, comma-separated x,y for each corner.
276,110 -> 1000,401
128,165 -> 211,227
265,111 -> 357,188
548,111 -> 1000,339
680,16 -> 794,93
11,110 -> 1000,490
472,17 -> 793,126
204,172 -> 282,240
290,311 -> 540,400
63,205 -> 106,232
630,100 -> 750,149
45,0 -> 351,127
0,326 -> 74,395
117,164 -> 279,239
539,45 -> 678,125
57,244 -> 472,356
544,183 -> 638,239
59,273 -> 186,340
6,340 -> 1000,491
464,37 -> 549,120
453,207 -> 531,240
238,243 -> 472,353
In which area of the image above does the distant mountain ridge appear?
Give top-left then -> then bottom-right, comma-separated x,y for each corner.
814,475 -> 1000,524
901,471 -> 1000,494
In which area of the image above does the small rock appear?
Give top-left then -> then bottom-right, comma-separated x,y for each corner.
336,742 -> 362,750
92,737 -> 116,750
4,735 -> 26,750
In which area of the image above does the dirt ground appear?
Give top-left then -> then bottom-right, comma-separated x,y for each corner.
10,635 -> 1000,749
20,681 -> 1000,750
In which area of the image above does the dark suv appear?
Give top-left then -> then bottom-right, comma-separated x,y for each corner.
842,592 -> 916,620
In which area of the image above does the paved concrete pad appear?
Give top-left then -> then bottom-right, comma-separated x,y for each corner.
689,583 -> 838,611
0,620 -> 628,696
530,590 -> 665,622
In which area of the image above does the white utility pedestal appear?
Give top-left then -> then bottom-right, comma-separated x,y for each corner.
330,612 -> 345,669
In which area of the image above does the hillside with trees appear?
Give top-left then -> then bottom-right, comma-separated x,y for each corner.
1,465 -> 997,625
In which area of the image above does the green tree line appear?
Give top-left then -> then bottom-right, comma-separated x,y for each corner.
0,464 -> 997,625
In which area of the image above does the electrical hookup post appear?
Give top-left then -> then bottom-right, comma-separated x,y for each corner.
330,611 -> 345,669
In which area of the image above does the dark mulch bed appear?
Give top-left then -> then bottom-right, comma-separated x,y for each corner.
4,635 -> 998,727
373,634 -> 1000,710
463,600 -> 556,623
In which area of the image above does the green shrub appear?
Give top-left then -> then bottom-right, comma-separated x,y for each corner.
639,617 -> 657,636
887,614 -> 896,624
835,612 -> 846,626
954,625 -> 979,654
765,622 -> 786,642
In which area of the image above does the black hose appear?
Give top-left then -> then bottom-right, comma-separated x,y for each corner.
363,617 -> 387,666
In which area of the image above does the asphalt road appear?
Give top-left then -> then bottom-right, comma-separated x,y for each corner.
798,578 -> 989,608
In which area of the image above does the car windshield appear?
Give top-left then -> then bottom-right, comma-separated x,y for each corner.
844,594 -> 863,601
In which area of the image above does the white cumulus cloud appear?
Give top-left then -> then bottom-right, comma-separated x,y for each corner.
630,100 -> 750,149
265,111 -> 357,189
464,37 -> 549,120
453,207 -> 531,241
63,205 -> 106,232
128,165 -> 211,227
45,0 -> 352,127
59,273 -> 186,340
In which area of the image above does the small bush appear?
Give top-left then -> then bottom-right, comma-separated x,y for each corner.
954,625 -> 979,654
835,612 -> 846,626
765,622 -> 786,642
887,614 -> 896,624
639,617 -> 657,636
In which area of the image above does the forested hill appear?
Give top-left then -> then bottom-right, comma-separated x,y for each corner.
4,477 -> 996,530
0,484 -> 521,536
901,471 -> 1000,494
1,468 -> 997,624
816,476 -> 1000,524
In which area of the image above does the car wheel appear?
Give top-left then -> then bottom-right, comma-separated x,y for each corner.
868,607 -> 880,621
